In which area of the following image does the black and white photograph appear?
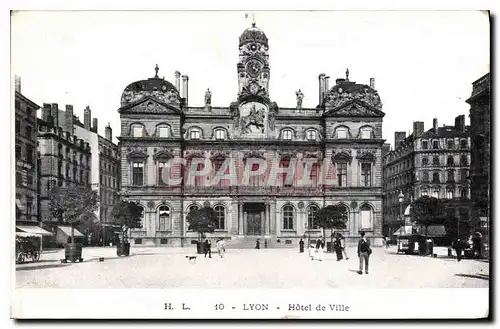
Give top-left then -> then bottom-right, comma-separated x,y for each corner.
8,8 -> 491,320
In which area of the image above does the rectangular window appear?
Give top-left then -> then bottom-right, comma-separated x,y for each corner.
133,126 -> 143,137
190,130 -> 201,140
361,163 -> 372,187
309,162 -> 319,187
283,130 -> 292,140
158,162 -> 167,185
447,140 -> 454,149
26,198 -> 33,219
306,130 -> 316,140
25,126 -> 32,139
422,141 -> 428,149
215,129 -> 225,140
337,162 -> 348,186
132,162 -> 144,186
15,145 -> 21,159
360,128 -> 371,139
26,145 -> 33,164
158,127 -> 169,138
360,210 -> 372,230
15,120 -> 20,134
337,128 -> 347,139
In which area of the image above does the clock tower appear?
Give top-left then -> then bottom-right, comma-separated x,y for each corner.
237,22 -> 270,98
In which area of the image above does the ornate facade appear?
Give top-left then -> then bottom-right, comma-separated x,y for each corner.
118,23 -> 385,247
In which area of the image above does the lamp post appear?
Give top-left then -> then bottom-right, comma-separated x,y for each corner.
398,191 -> 405,233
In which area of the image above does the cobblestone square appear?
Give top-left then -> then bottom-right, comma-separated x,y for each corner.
16,246 -> 489,289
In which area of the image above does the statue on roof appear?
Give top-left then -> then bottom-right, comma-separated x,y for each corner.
204,88 -> 212,106
296,89 -> 304,109
154,64 -> 159,78
346,68 -> 349,81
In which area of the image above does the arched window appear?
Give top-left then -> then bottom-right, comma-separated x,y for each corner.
360,127 -> 372,139
460,155 -> 468,166
282,129 -> 293,140
460,139 -> 467,149
422,171 -> 429,182
215,128 -> 226,140
360,204 -> 372,230
306,129 -> 317,140
446,188 -> 454,199
447,156 -> 455,166
188,204 -> 199,214
432,172 -> 440,183
422,141 -> 428,150
433,156 -> 440,166
447,170 -> 455,182
336,127 -> 348,139
307,205 -> 319,229
282,205 -> 294,230
214,205 -> 225,230
422,157 -> 429,166
432,141 -> 439,149
156,124 -> 170,138
460,189 -> 467,199
190,128 -> 201,140
158,205 -> 170,231
432,188 -> 439,198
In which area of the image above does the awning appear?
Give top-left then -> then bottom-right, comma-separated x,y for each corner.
57,226 -> 85,237
392,225 -> 414,236
420,225 -> 447,237
16,225 -> 53,236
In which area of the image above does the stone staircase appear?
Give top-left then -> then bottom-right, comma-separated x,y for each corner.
225,236 -> 297,249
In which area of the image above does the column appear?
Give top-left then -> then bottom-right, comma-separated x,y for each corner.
265,202 -> 270,235
238,202 -> 244,235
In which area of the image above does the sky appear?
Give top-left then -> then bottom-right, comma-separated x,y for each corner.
11,10 -> 490,146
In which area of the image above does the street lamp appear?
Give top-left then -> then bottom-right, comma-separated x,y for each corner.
398,191 -> 405,233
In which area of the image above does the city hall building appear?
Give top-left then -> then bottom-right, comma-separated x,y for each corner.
118,23 -> 386,247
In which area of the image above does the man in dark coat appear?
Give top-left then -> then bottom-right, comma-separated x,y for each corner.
334,234 -> 343,261
204,238 -> 212,258
357,231 -> 371,275
299,238 -> 305,253
454,237 -> 467,262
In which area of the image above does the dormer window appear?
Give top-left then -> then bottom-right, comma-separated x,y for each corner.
336,127 -> 347,139
282,129 -> 293,140
360,127 -> 372,139
432,141 -> 439,149
190,129 -> 201,140
133,125 -> 144,137
157,126 -> 169,138
422,141 -> 428,149
306,130 -> 317,141
215,129 -> 226,140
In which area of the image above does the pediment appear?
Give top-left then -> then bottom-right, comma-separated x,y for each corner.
323,99 -> 385,118
118,96 -> 182,115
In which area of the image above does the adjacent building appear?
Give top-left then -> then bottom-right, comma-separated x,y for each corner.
118,23 -> 386,247
383,116 -> 472,238
466,72 -> 490,247
14,77 -> 41,228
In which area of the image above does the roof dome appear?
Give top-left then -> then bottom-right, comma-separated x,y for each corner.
239,22 -> 268,48
324,79 -> 382,110
120,69 -> 180,107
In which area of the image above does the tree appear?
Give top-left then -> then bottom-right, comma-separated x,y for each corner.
111,201 -> 143,243
313,205 -> 348,246
410,196 -> 445,238
186,206 -> 218,241
48,186 -> 99,243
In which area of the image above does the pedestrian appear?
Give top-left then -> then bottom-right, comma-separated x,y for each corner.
383,236 -> 389,249
308,243 -> 316,260
339,233 -> 349,260
216,238 -> 226,258
203,238 -> 212,258
299,238 -> 305,253
454,236 -> 466,262
334,234 -> 343,261
472,233 -> 482,258
357,231 -> 372,275
316,237 -> 325,261
255,239 -> 260,249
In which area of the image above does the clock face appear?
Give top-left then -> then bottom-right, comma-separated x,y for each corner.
249,43 -> 258,51
246,59 -> 262,77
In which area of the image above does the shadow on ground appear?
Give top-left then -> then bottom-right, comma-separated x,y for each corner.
16,263 -> 70,271
454,273 -> 489,280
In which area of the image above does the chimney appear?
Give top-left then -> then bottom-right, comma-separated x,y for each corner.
394,131 -> 406,149
51,103 -> 59,128
370,78 -> 375,89
105,123 -> 112,141
413,121 -> 425,138
65,105 -> 74,133
175,71 -> 181,91
42,103 -> 52,122
84,106 -> 91,130
454,114 -> 465,132
92,118 -> 98,134
318,73 -> 326,104
181,75 -> 189,106
14,76 -> 21,93
433,118 -> 438,133
324,76 -> 330,93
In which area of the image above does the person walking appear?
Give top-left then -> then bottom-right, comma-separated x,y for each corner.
454,237 -> 466,262
216,238 -> 226,258
334,234 -> 343,261
357,231 -> 372,275
472,233 -> 482,259
255,239 -> 260,249
299,238 -> 305,253
203,238 -> 212,258
316,237 -> 325,261
308,243 -> 316,260
339,233 -> 349,260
